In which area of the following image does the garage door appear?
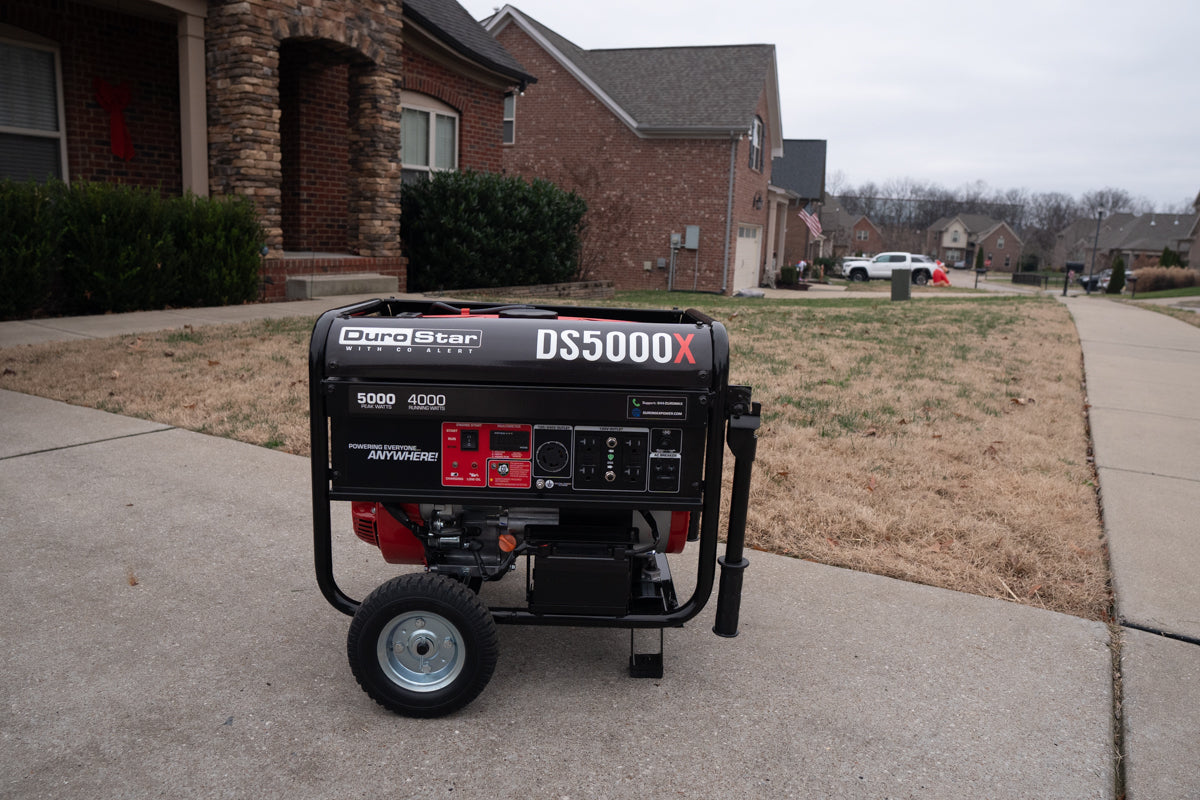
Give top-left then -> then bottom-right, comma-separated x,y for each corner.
732,225 -> 761,292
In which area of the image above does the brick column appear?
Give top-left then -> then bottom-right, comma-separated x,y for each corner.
204,0 -> 404,258
349,62 -> 403,257
206,10 -> 283,249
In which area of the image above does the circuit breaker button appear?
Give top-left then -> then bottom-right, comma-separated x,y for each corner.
652,428 -> 682,452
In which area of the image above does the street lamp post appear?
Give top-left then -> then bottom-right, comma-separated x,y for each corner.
1086,211 -> 1103,295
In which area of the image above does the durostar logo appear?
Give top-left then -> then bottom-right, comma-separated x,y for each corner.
339,326 -> 483,348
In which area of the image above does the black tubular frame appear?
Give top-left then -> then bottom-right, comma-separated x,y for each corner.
310,298 -> 758,633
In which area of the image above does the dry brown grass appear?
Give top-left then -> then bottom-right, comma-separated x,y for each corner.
0,294 -> 1109,620
721,296 -> 1107,620
0,318 -> 314,454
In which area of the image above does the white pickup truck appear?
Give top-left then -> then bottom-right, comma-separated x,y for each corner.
843,252 -> 936,285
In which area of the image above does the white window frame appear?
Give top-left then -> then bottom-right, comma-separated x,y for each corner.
502,92 -> 515,145
748,116 -> 764,172
400,90 -> 458,183
855,229 -> 869,241
0,26 -> 69,182
997,236 -> 1005,249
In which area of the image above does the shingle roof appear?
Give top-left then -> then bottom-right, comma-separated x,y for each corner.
488,6 -> 779,138
820,202 -> 865,232
771,139 -> 826,199
405,0 -> 535,88
1100,212 -> 1199,252
580,45 -> 777,131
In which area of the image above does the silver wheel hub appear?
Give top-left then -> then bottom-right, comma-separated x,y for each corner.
378,611 -> 465,692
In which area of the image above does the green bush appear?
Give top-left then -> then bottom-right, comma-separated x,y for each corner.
779,263 -> 797,285
1106,256 -> 1126,294
57,182 -> 176,314
168,193 -> 263,307
0,180 -> 60,318
402,170 -> 586,292
0,180 -> 264,319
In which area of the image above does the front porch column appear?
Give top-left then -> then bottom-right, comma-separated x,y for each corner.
348,62 -> 403,258
177,12 -> 208,196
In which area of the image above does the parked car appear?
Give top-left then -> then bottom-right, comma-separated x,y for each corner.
834,255 -> 870,277
842,252 -> 935,285
1076,269 -> 1111,292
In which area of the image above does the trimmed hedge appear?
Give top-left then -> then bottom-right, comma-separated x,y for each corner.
0,180 -> 264,319
401,170 -> 586,292
0,181 -> 59,319
1130,266 -> 1199,293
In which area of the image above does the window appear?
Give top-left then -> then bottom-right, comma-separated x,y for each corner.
951,230 -> 960,243
856,229 -> 868,241
997,236 -> 1005,249
748,116 -> 764,172
0,32 -> 67,181
502,93 -> 515,145
400,91 -> 458,184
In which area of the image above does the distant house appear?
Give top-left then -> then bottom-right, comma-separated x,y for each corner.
484,5 -> 785,293
820,201 -> 885,260
1056,211 -> 1199,271
0,0 -> 532,299
770,139 -> 826,271
927,214 -> 1023,271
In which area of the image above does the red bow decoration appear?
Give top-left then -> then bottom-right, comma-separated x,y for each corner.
94,78 -> 135,161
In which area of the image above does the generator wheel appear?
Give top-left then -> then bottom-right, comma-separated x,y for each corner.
348,573 -> 498,717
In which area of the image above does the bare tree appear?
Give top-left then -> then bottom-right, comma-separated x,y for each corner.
553,161 -> 635,281
1079,187 -> 1152,218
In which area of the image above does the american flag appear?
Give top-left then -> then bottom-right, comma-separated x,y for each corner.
798,205 -> 822,237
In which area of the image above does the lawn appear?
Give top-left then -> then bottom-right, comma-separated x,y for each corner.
0,292 -> 1109,620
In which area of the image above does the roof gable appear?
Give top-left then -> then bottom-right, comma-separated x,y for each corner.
405,0 -> 535,88
486,5 -> 781,150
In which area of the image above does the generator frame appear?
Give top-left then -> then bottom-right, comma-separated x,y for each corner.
310,298 -> 759,714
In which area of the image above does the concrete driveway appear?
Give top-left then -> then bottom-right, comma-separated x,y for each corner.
1,388 -> 1115,799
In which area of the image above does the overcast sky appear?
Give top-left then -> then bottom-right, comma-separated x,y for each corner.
458,0 -> 1200,210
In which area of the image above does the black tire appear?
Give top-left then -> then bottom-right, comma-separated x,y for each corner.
849,269 -> 867,282
348,573 -> 498,717
913,270 -> 929,286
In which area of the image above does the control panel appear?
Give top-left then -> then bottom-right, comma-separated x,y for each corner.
437,422 -> 685,494
329,382 -> 706,504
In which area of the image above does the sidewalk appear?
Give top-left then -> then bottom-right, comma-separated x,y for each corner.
1,291 -> 1197,797
1062,295 -> 1200,799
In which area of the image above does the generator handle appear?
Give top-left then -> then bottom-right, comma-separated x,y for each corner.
310,305 -> 363,616
714,390 -> 760,637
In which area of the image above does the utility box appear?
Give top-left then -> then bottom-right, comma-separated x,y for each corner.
891,269 -> 911,301
684,225 -> 700,250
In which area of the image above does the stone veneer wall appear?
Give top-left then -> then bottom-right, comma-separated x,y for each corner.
205,0 -> 404,258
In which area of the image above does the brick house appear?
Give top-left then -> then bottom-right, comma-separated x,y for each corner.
0,0 -> 531,300
820,201 -> 885,261
770,139 -> 826,271
926,214 -> 1023,271
1055,211 -> 1198,272
483,5 -> 784,294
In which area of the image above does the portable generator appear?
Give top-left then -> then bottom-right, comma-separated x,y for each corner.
310,298 -> 760,716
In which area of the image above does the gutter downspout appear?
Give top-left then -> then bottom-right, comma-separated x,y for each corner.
722,134 -> 738,294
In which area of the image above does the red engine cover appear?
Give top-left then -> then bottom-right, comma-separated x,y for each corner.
350,502 -> 426,565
